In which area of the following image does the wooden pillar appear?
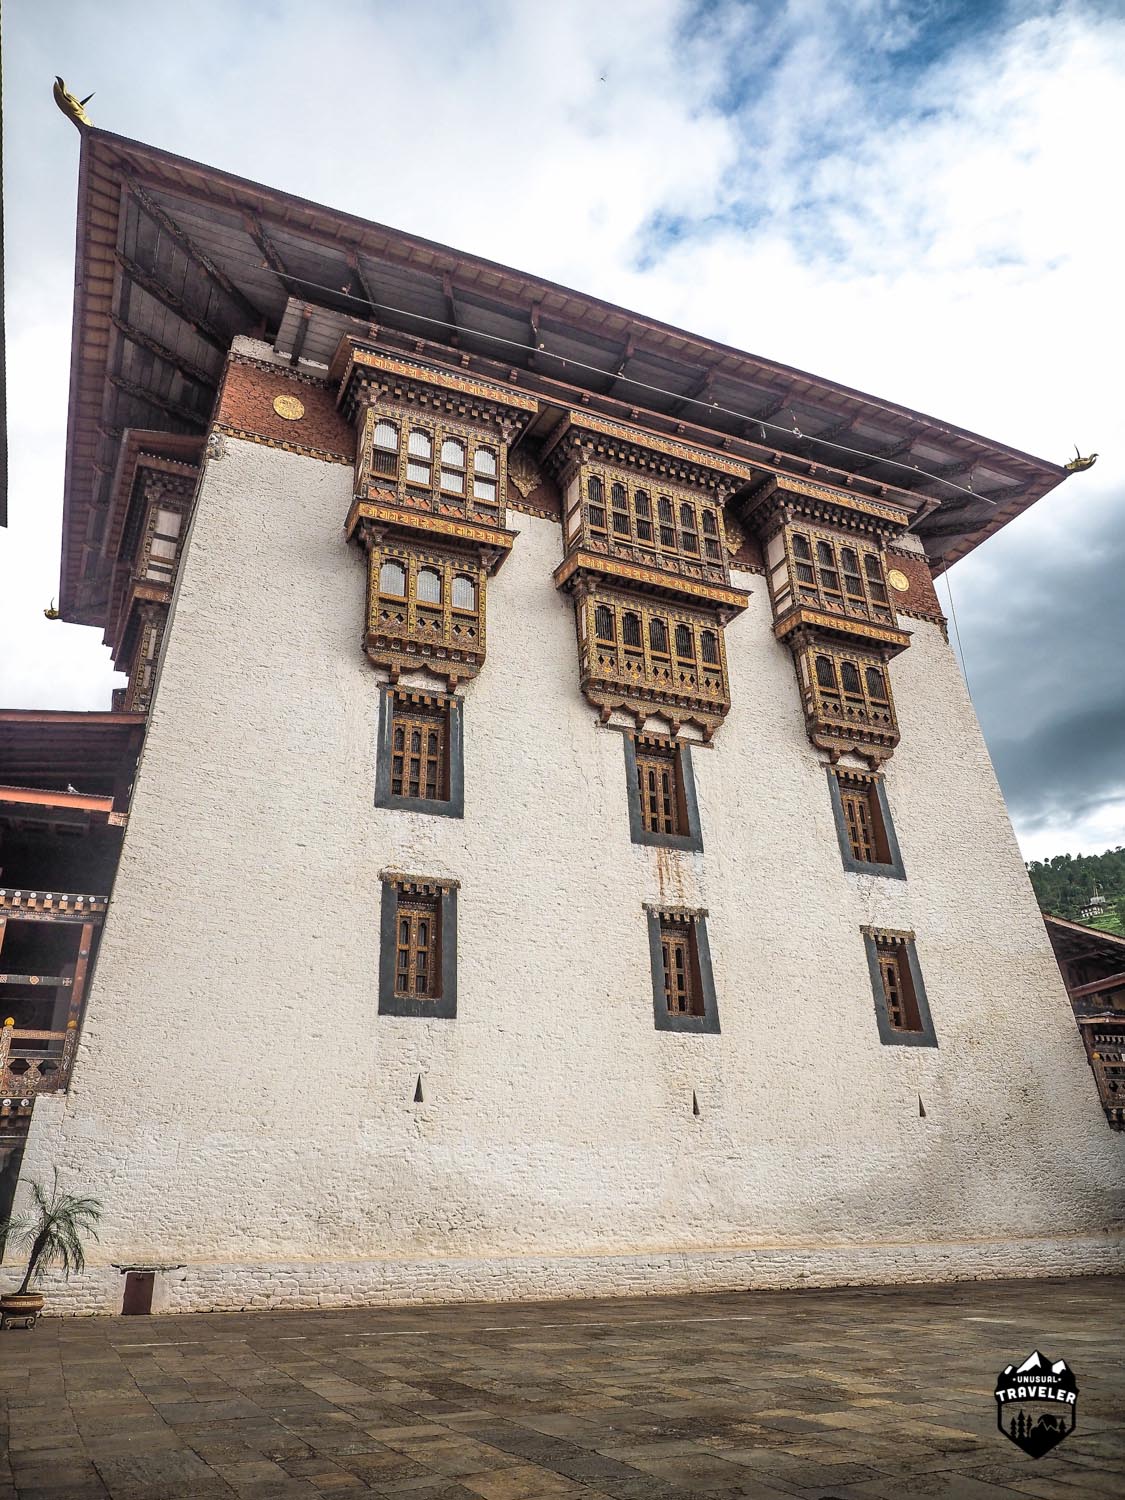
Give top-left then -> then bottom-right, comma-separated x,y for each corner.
68,922 -> 95,1028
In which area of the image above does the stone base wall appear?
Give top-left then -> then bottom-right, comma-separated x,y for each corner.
23,1233 -> 1125,1317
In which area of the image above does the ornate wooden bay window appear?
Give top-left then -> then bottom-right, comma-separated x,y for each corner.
337,344 -> 535,686
545,415 -> 749,738
737,475 -> 912,766
105,443 -> 200,715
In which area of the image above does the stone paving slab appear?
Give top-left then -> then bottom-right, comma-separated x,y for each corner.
1,1277 -> 1123,1498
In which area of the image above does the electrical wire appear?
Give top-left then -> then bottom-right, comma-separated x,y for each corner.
939,550 -> 974,704
196,248 -> 1011,508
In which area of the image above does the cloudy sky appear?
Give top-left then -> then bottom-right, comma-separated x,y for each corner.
2,0 -> 1122,861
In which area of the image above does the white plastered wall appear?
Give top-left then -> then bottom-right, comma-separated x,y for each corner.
11,431 -> 1124,1313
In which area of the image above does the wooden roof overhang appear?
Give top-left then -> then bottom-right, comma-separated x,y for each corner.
1044,914 -> 1125,967
0,711 -> 145,800
60,128 -> 1070,627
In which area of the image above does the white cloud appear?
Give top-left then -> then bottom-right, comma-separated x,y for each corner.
2,0 -> 1122,855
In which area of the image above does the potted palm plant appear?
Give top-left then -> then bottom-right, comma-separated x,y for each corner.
0,1171 -> 102,1329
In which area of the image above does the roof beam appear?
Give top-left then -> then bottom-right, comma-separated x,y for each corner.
123,175 -> 267,327
671,366 -> 714,418
107,373 -> 209,429
243,211 -> 298,299
110,316 -> 217,390
116,253 -> 231,350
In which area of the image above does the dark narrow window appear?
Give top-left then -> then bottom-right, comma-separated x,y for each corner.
646,907 -> 719,1031
700,629 -> 720,666
587,474 -> 606,532
866,666 -> 888,701
828,769 -> 903,878
395,892 -> 440,1000
815,655 -> 837,689
649,617 -> 669,655
841,546 -> 865,602
622,612 -> 642,648
863,929 -> 935,1046
865,552 -> 889,605
816,539 -> 841,596
594,604 -> 616,641
611,482 -> 630,536
680,503 -> 699,553
674,624 -> 695,660
658,496 -> 676,549
877,941 -> 921,1032
793,532 -> 816,589
634,489 -> 653,543
840,660 -> 862,696
701,508 -> 722,559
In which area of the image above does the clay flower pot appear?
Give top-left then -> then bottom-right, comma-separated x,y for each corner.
1,1292 -> 45,1329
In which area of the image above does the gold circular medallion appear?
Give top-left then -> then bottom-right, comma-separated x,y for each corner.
887,568 -> 911,593
273,394 -> 305,421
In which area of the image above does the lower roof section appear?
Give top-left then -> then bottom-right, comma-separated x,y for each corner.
0,710 -> 145,801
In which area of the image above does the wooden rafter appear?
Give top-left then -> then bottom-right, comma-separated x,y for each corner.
110,315 -> 216,390
116,253 -> 230,349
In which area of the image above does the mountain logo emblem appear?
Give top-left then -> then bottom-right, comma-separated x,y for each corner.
995,1351 -> 1078,1457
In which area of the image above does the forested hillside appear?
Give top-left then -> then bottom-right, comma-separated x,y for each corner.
1026,846 -> 1125,933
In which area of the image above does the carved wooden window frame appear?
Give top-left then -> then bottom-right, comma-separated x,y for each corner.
797,643 -> 898,737
379,874 -> 458,1018
645,905 -> 719,1034
364,404 -> 506,525
579,594 -> 729,712
375,687 -> 465,818
770,525 -> 896,626
570,464 -> 726,580
623,733 -> 703,851
371,543 -> 485,662
827,769 -> 905,878
862,927 -> 936,1047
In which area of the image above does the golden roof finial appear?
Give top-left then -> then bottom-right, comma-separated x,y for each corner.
1064,446 -> 1098,473
53,76 -> 94,129
43,598 -> 60,620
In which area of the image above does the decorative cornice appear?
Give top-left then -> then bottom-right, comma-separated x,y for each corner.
338,345 -> 539,422
774,606 -> 911,651
554,549 -> 749,615
212,423 -> 353,466
379,870 -> 461,893
540,411 -> 755,486
741,475 -> 912,532
346,498 -> 517,573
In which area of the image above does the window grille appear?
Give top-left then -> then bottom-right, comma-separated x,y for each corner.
417,568 -> 442,604
622,612 -> 642,647
866,666 -> 888,700
611,483 -> 631,535
658,496 -> 676,549
372,420 -> 399,476
840,660 -> 862,695
649,617 -> 669,654
452,575 -> 476,611
675,624 -> 695,660
407,429 -> 433,486
865,553 -> 889,604
636,742 -> 682,836
875,939 -> 923,1032
816,655 -> 837,689
440,437 -> 466,494
391,702 -> 447,800
816,539 -> 841,595
659,917 -> 702,1016
472,447 -> 498,507
700,630 -> 719,665
379,559 -> 407,595
595,605 -> 616,641
680,503 -> 699,553
841,546 -> 865,600
394,892 -> 439,999
634,490 -> 654,543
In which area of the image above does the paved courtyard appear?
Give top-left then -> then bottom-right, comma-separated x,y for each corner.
1,1277 -> 1122,1500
